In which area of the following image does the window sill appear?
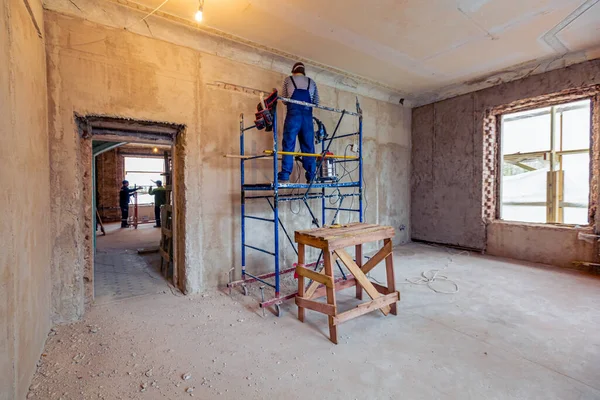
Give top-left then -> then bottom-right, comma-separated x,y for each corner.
488,219 -> 593,232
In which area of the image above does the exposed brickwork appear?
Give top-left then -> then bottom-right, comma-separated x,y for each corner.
96,149 -> 122,222
482,113 -> 498,221
591,95 -> 600,235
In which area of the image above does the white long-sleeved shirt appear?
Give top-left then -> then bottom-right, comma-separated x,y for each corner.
281,75 -> 320,105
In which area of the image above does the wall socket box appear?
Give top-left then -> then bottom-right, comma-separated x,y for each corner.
350,143 -> 358,153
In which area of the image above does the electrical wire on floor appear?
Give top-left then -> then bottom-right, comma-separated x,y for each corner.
368,243 -> 465,294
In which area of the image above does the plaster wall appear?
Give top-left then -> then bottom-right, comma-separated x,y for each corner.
411,59 -> 600,267
0,0 -> 52,397
45,10 -> 411,322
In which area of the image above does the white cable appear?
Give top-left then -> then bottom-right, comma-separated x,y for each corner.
125,0 -> 170,30
369,244 -> 465,294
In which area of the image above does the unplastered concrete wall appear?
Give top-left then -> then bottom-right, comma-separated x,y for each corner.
45,9 -> 411,322
411,59 -> 600,267
0,0 -> 52,397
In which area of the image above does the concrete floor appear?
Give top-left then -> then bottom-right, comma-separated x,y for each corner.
29,244 -> 600,399
94,223 -> 165,305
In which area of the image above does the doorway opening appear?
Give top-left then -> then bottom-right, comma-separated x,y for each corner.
78,115 -> 185,305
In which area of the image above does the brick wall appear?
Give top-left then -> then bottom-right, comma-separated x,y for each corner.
96,149 -> 122,222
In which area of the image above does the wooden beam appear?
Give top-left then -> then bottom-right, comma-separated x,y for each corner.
370,281 -> 390,295
296,266 -> 334,288
311,277 -> 356,300
323,251 -> 338,344
333,292 -> 399,326
334,249 -> 390,316
361,240 -> 393,275
295,297 -> 336,316
297,243 -> 305,323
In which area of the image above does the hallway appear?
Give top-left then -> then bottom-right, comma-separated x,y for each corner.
95,223 -> 166,304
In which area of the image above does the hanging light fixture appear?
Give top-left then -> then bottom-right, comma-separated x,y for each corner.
195,0 -> 204,22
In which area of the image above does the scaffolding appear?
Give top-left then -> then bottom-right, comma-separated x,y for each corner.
227,96 -> 364,316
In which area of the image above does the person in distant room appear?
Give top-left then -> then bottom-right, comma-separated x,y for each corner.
148,180 -> 167,228
277,61 -> 320,183
119,180 -> 141,228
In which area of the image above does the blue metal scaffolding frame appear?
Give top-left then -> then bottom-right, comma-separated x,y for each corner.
227,96 -> 364,316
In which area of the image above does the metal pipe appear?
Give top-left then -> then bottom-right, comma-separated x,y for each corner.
243,272 -> 276,289
272,108 -> 281,297
244,215 -> 275,222
244,244 -> 275,256
240,113 -> 246,279
277,96 -> 360,116
267,198 -> 298,256
263,150 -> 357,160
358,99 -> 364,222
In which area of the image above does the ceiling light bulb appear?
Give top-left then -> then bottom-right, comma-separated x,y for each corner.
152,147 -> 158,153
195,8 -> 203,22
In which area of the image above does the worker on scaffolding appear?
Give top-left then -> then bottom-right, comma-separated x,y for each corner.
119,180 -> 141,228
148,180 -> 167,228
278,62 -> 320,183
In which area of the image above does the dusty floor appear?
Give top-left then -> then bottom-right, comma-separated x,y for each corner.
95,223 -> 165,304
29,244 -> 600,400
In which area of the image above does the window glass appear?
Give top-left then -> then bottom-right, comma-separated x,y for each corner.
124,157 -> 164,205
124,157 -> 164,172
560,100 -> 591,151
502,108 -> 550,154
500,99 -> 590,225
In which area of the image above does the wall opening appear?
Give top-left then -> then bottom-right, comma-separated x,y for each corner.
499,99 -> 591,225
77,115 -> 186,305
482,86 -> 600,235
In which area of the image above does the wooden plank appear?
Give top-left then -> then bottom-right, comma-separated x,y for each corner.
137,246 -> 159,254
297,243 -> 305,323
294,233 -> 328,250
304,275 -> 323,299
296,266 -> 334,288
295,297 -> 336,316
311,277 -> 356,300
333,292 -> 399,325
159,248 -> 170,262
323,251 -> 338,344
355,244 -> 363,300
296,223 -> 379,240
334,249 -> 390,316
370,281 -> 390,295
328,228 -> 395,251
302,252 -> 338,298
161,228 -> 173,238
361,240 -> 393,275
384,238 -> 398,316
296,224 -> 394,250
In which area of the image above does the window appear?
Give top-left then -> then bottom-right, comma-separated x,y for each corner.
124,157 -> 165,205
500,99 -> 591,225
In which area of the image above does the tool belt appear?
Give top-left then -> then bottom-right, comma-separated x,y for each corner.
255,89 -> 278,131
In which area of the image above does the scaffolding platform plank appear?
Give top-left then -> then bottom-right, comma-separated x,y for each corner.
243,181 -> 360,191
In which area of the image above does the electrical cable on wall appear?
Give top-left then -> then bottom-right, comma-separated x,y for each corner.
124,0 -> 170,31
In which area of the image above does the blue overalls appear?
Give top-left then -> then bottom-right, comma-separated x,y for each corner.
278,76 -> 316,182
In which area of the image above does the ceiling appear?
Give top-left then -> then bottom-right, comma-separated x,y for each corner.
117,0 -> 600,104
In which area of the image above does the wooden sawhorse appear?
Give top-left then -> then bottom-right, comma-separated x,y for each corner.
295,223 -> 399,344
